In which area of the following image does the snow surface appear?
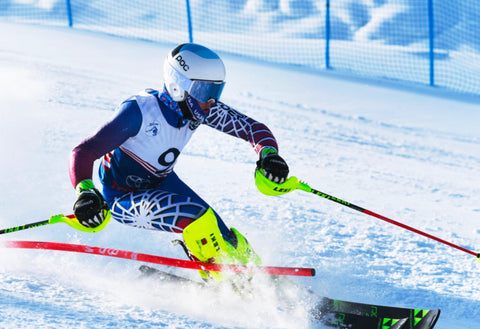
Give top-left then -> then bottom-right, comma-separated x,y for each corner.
0,22 -> 479,329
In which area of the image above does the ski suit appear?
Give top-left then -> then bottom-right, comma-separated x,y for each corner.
69,88 -> 279,241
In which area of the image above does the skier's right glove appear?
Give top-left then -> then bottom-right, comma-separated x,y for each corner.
73,179 -> 109,228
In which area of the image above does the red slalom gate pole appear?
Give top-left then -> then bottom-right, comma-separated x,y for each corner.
0,240 -> 315,277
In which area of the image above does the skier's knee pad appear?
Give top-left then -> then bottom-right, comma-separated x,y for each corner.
183,208 -> 261,281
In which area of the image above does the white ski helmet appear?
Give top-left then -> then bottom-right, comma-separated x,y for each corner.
163,43 -> 226,104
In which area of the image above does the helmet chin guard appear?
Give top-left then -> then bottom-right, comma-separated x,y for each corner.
177,95 -> 208,122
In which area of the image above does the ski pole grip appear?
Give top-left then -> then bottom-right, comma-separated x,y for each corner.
255,170 -> 303,196
48,213 -> 111,233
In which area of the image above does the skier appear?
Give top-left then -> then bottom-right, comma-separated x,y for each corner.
69,43 -> 289,281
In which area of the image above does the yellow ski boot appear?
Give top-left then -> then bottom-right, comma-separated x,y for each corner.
182,208 -> 261,285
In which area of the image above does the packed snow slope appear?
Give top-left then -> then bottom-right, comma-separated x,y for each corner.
0,23 -> 479,329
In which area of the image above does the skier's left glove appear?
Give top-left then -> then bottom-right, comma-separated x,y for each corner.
73,180 -> 110,228
256,149 -> 289,184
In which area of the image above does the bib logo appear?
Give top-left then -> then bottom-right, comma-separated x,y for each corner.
175,55 -> 189,71
145,121 -> 159,136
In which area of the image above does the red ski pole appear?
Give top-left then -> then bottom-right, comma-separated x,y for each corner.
308,187 -> 479,259
255,171 -> 479,260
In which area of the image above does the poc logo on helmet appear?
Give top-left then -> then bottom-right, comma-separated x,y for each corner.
175,55 -> 189,71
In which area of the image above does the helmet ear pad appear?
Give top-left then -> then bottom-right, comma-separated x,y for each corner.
165,80 -> 187,102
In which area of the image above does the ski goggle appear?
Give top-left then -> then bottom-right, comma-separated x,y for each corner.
165,64 -> 225,103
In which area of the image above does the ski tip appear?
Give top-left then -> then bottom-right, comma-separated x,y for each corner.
310,268 -> 316,277
422,308 -> 441,329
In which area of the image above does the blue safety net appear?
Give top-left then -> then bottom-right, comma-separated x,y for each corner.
2,0 -> 479,96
